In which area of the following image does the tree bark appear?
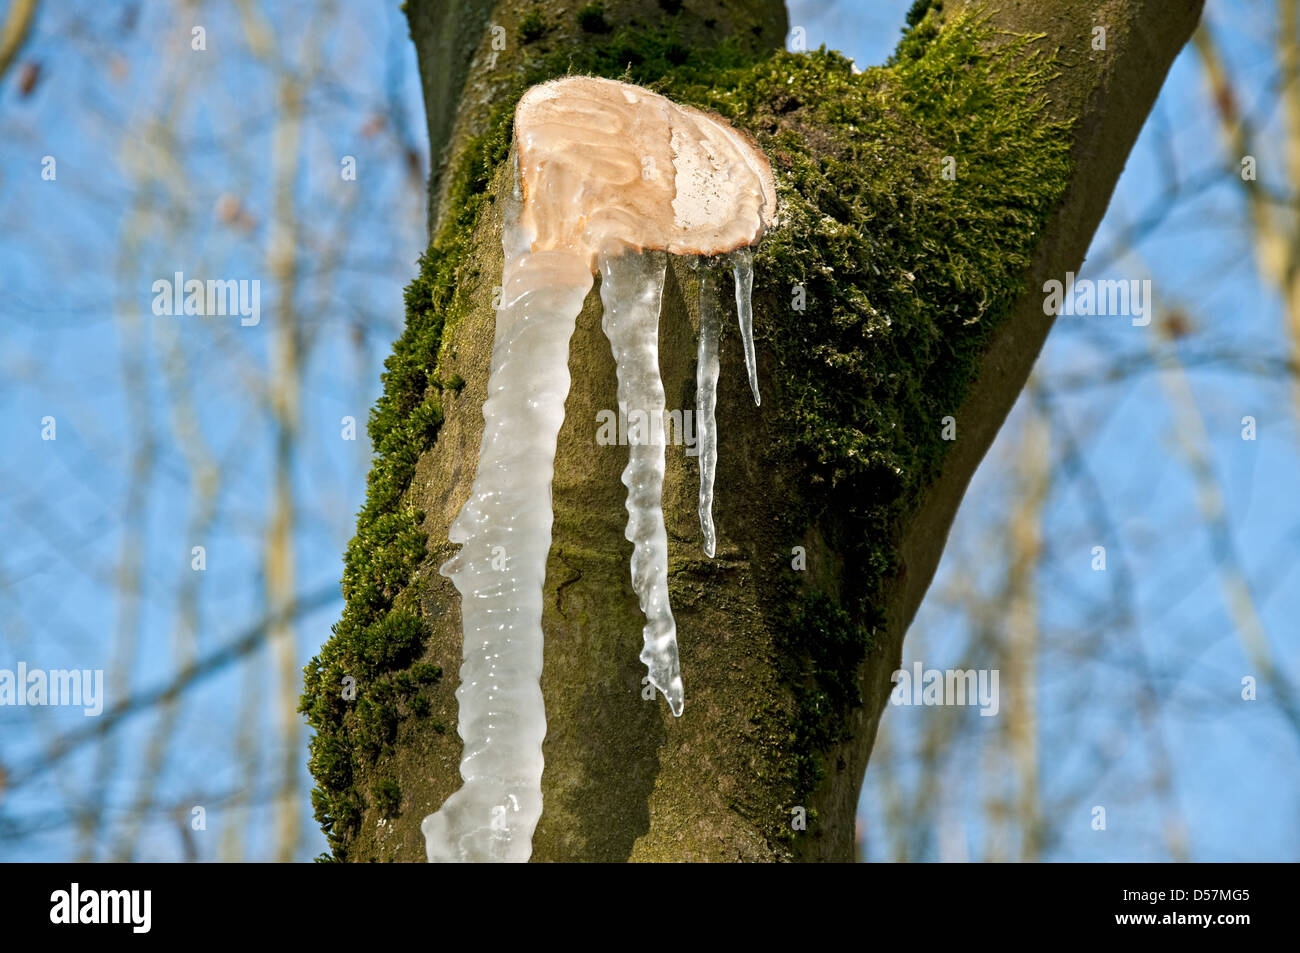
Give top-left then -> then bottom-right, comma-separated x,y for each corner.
306,0 -> 1202,862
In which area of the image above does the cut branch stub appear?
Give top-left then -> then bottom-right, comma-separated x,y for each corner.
515,76 -> 777,267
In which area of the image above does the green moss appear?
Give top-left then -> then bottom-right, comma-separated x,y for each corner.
518,8 -> 547,44
304,3 -> 1072,859
411,660 -> 442,684
576,4 -> 611,34
905,0 -> 944,30
775,592 -> 873,796
647,6 -> 1067,813
371,778 -> 402,819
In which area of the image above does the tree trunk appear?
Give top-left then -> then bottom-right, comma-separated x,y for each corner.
302,0 -> 1202,862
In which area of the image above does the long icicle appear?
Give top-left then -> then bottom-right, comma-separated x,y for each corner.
732,247 -> 760,406
696,269 -> 721,558
599,247 -> 684,716
423,161 -> 593,862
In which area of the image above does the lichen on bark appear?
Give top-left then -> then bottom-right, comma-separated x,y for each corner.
301,5 -> 1073,861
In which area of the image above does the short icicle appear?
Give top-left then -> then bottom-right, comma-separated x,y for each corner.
422,163 -> 592,863
732,247 -> 760,406
599,246 -> 684,716
696,269 -> 721,558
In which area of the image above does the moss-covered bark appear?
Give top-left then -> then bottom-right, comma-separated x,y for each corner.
302,0 -> 1202,861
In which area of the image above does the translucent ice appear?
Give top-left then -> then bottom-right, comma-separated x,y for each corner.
423,172 -> 590,863
732,247 -> 760,406
696,270 -> 721,558
599,248 -> 683,716
424,76 -> 775,862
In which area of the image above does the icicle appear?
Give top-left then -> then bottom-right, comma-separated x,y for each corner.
696,270 -> 721,558
425,76 -> 777,863
733,247 -> 760,406
422,159 -> 593,863
599,247 -> 684,716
